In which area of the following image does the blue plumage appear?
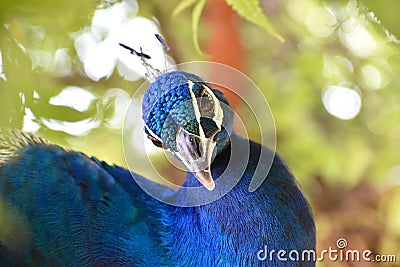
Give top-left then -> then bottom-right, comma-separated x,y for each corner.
0,143 -> 169,266
0,70 -> 315,266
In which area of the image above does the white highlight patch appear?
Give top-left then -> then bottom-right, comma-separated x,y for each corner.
203,85 -> 224,130
49,86 -> 95,112
322,85 -> 361,120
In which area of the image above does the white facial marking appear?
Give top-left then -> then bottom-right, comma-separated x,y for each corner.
203,85 -> 224,131
187,80 -> 206,140
144,124 -> 163,142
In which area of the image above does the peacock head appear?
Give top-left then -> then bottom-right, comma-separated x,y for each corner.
142,71 -> 234,190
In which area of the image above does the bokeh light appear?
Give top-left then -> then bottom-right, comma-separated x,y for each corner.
322,85 -> 362,120
49,86 -> 96,112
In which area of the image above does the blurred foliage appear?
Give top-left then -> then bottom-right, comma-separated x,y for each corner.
172,0 -> 283,54
225,0 -> 284,42
0,0 -> 400,266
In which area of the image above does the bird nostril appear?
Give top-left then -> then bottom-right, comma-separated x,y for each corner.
194,138 -> 201,157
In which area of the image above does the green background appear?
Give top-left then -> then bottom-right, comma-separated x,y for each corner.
0,0 -> 399,266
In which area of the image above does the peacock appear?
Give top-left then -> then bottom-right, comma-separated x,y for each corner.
0,64 -> 315,265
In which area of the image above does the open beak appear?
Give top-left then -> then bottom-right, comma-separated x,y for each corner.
175,127 -> 216,190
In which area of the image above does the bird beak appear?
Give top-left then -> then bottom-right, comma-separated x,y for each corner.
175,127 -> 216,190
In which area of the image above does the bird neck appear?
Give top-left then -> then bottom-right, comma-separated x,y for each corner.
162,135 -> 316,265
172,133 -> 260,207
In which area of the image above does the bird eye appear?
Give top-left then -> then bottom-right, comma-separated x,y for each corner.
199,92 -> 214,116
146,134 -> 163,148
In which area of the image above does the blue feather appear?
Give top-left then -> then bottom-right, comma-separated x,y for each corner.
0,143 -> 170,266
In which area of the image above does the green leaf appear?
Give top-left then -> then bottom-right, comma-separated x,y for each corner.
225,0 -> 284,42
172,0 -> 198,17
192,0 -> 207,55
